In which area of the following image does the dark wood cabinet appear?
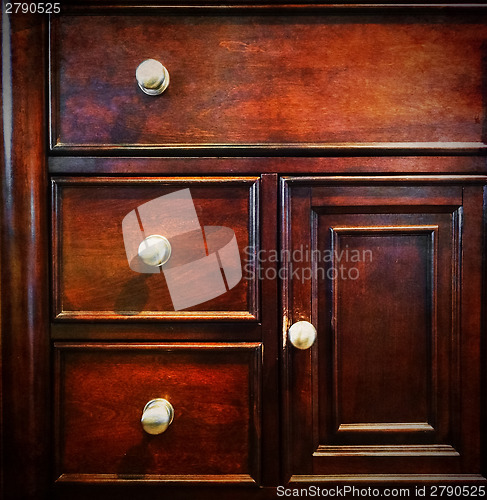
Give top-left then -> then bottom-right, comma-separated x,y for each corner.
2,3 -> 486,499
55,343 -> 261,482
51,176 -> 259,320
282,177 -> 485,481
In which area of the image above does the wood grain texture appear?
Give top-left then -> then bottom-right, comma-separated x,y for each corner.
281,177 -> 485,480
259,174 -> 280,485
0,13 -> 50,500
51,12 -> 487,150
52,177 -> 259,321
54,343 -> 261,482
49,156 -> 487,175
329,226 -> 439,429
2,2 -> 485,497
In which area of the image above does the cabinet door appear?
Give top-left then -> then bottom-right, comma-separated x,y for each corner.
282,177 -> 485,483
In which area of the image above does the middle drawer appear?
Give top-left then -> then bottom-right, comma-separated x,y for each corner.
52,177 -> 259,321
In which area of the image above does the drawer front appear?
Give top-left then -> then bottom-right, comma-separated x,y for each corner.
54,343 -> 261,483
52,177 -> 259,321
51,13 -> 487,150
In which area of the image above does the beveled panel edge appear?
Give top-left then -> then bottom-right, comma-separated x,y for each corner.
51,176 -> 260,322
55,473 -> 258,484
283,175 -> 487,184
53,311 -> 258,322
336,422 -> 436,432
49,142 -> 487,157
53,340 -> 263,355
51,179 -> 62,325
1,13 -> 50,499
314,444 -> 459,457
48,15 -> 58,154
330,226 -> 439,433
289,474 -> 487,483
330,225 -> 440,233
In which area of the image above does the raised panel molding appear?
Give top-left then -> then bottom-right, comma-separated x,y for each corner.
281,176 -> 482,479
314,445 -> 459,457
329,225 -> 440,438
51,177 -> 260,322
336,423 -> 435,433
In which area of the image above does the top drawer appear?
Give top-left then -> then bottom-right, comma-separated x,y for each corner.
51,11 -> 487,151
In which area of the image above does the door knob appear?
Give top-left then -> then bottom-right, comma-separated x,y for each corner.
136,58 -> 170,95
141,398 -> 174,435
137,235 -> 172,267
288,320 -> 317,349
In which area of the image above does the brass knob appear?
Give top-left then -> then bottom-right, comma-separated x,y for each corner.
135,59 -> 170,95
138,235 -> 171,267
288,321 -> 317,350
141,399 -> 174,435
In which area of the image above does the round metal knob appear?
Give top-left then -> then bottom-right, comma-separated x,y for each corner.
141,398 -> 174,435
288,320 -> 317,350
135,59 -> 170,95
138,235 -> 171,267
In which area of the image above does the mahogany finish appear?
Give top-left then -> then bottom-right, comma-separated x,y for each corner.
49,156 -> 487,175
54,343 -> 261,483
51,12 -> 487,151
282,176 -> 485,480
52,177 -> 259,321
1,3 -> 487,500
1,13 -> 50,500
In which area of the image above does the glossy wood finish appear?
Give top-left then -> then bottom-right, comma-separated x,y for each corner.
54,343 -> 261,483
281,175 -> 486,481
51,11 -> 487,151
0,13 -> 50,500
49,156 -> 487,175
259,173 -> 280,486
2,2 -> 486,499
52,177 -> 259,321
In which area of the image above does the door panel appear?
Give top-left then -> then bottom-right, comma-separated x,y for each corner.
282,177 -> 485,481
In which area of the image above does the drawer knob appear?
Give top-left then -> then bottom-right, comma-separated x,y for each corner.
288,320 -> 317,350
135,59 -> 170,95
141,398 -> 174,435
138,235 -> 172,267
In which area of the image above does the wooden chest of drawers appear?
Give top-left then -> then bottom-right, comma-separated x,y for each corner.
51,11 -> 487,148
2,2 -> 487,499
55,343 -> 261,481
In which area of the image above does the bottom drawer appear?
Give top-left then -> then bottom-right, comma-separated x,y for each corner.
54,343 -> 261,484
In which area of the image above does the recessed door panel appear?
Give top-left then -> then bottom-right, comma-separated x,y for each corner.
328,227 -> 437,433
282,177 -> 484,481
